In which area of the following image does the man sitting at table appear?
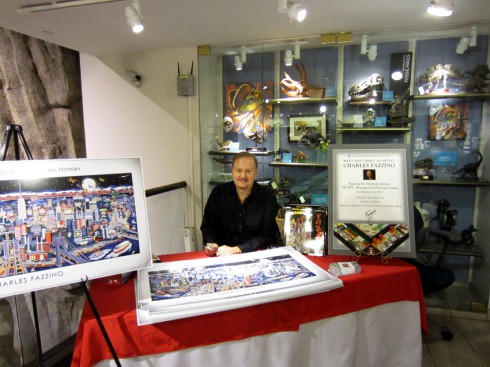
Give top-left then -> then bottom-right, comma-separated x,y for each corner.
201,151 -> 281,256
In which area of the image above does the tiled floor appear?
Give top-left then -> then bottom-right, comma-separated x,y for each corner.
423,313 -> 490,367
423,284 -> 490,367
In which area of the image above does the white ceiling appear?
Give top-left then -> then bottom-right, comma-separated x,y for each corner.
0,0 -> 489,57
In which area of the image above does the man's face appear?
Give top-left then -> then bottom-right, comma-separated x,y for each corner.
232,157 -> 258,191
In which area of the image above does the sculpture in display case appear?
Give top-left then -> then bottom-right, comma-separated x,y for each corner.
452,150 -> 483,181
223,82 -> 273,143
464,63 -> 490,92
348,73 -> 384,101
280,62 -> 325,98
418,64 -> 462,94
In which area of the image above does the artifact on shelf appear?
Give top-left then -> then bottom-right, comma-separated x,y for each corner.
452,151 -> 483,181
348,73 -> 384,101
315,139 -> 330,153
299,127 -> 327,147
215,136 -> 233,150
414,157 -> 434,180
362,108 -> 376,126
293,151 -> 308,162
420,199 -> 477,263
223,82 -> 273,143
387,88 -> 414,126
280,61 -> 325,98
436,199 -> 457,231
418,64 -> 462,94
464,63 -> 490,92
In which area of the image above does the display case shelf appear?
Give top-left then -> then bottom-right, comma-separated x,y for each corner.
420,242 -> 483,257
413,179 -> 490,187
411,92 -> 490,100
269,161 -> 328,168
266,97 -> 337,105
209,150 -> 276,156
348,100 -> 394,106
336,127 -> 411,133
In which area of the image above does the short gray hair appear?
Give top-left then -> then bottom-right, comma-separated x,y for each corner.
232,151 -> 258,169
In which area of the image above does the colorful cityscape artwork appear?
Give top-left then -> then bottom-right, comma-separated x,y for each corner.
0,158 -> 151,297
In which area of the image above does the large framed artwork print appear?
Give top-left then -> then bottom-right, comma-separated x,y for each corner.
0,158 -> 152,297
327,144 -> 416,259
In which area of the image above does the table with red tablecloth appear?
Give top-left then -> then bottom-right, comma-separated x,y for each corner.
71,252 -> 427,367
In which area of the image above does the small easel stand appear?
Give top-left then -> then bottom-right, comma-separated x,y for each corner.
1,124 -> 121,366
80,278 -> 122,367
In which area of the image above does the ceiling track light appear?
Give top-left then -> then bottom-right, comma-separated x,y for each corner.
284,50 -> 293,66
125,0 -> 144,34
469,26 -> 478,47
455,36 -> 469,54
234,46 -> 247,71
284,41 -> 301,66
360,35 -> 368,55
234,56 -> 243,71
278,0 -> 307,22
367,44 -> 377,61
427,0 -> 454,17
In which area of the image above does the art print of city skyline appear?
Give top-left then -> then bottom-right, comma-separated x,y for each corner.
0,173 -> 141,280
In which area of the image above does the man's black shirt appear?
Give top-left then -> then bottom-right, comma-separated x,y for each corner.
201,181 -> 280,252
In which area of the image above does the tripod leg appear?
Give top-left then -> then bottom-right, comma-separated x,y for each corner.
13,130 -> 21,160
15,125 -> 33,160
31,292 -> 45,367
1,125 -> 14,161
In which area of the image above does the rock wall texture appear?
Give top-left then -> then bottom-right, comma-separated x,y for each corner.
0,27 -> 86,366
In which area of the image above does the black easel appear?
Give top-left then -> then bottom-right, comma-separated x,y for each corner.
1,124 -> 33,160
1,124 -> 43,366
80,278 -> 122,367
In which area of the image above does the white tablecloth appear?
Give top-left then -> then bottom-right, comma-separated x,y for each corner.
95,300 -> 422,367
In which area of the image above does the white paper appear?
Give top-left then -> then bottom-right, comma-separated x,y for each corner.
136,247 -> 343,325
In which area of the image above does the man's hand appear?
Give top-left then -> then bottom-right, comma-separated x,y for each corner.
204,243 -> 218,256
217,245 -> 241,256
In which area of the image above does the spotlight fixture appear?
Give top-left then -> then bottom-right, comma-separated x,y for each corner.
360,35 -> 368,55
278,0 -> 307,22
234,46 -> 247,71
126,0 -> 144,34
469,26 -> 477,47
294,41 -> 301,59
240,45 -> 247,63
284,50 -> 293,66
427,0 -> 454,17
284,41 -> 301,66
455,36 -> 469,54
234,56 -> 243,71
367,44 -> 377,61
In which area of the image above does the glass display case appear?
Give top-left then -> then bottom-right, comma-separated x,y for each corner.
198,31 -> 490,314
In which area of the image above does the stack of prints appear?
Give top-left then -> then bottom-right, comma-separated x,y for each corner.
136,247 -> 342,325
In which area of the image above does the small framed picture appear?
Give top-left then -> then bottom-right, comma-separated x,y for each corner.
428,103 -> 468,141
288,115 -> 327,142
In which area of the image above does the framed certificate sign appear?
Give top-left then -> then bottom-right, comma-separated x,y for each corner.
0,158 -> 152,297
327,144 -> 416,259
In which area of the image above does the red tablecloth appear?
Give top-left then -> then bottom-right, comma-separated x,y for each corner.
71,252 -> 427,367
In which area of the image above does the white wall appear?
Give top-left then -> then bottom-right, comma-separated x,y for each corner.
79,47 -> 203,248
